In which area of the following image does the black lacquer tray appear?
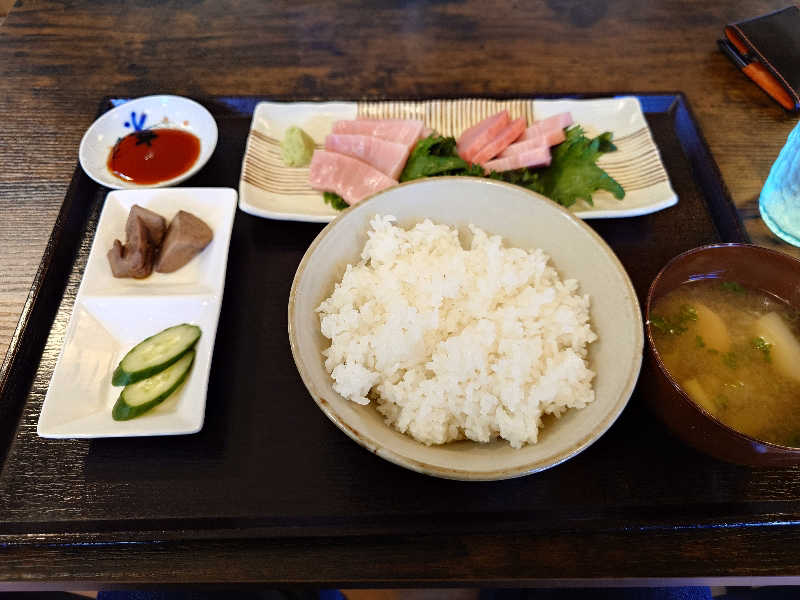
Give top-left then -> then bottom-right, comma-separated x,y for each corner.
4,94 -> 788,550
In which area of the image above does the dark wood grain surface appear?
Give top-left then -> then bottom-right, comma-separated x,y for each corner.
1,0 -> 800,587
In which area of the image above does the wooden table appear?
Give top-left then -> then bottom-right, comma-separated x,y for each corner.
1,0 -> 800,589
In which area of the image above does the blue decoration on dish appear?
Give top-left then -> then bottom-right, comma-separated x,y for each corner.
123,111 -> 148,131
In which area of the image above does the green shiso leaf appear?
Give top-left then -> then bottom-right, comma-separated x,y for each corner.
523,126 -> 625,208
323,191 -> 348,211
400,136 -> 481,182
398,127 -> 624,209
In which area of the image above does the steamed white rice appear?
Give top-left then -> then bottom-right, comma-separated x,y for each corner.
316,215 -> 597,448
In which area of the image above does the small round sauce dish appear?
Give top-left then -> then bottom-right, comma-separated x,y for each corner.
79,95 -> 218,189
645,243 -> 800,466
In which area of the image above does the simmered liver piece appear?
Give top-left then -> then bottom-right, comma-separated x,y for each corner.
127,204 -> 166,246
154,210 -> 213,273
107,216 -> 155,278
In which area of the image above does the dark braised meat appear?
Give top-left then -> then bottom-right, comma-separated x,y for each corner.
154,210 -> 213,274
127,204 -> 167,246
107,216 -> 155,278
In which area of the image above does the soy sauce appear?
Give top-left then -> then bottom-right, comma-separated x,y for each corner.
108,128 -> 201,185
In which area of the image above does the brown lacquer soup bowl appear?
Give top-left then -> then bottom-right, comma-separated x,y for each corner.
645,243 -> 800,466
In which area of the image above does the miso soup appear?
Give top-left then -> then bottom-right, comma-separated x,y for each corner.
649,279 -> 800,447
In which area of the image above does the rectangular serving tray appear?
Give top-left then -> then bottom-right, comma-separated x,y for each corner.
4,94 -> 788,549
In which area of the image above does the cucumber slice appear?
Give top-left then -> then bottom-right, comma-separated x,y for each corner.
112,323 -> 201,386
112,350 -> 195,421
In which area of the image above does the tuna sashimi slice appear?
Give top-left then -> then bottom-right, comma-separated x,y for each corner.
456,110 -> 510,163
544,128 -> 566,146
472,118 -> 527,165
537,112 -> 573,131
519,112 -> 573,142
309,150 -> 398,206
483,146 -> 551,173
498,135 -> 547,158
324,134 -> 410,180
332,119 -> 424,148
519,125 -> 566,146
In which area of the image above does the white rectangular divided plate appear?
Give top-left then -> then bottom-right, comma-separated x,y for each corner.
37,187 -> 238,438
238,97 -> 677,222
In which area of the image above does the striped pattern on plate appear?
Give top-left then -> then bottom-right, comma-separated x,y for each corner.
241,130 -> 320,195
598,127 -> 669,191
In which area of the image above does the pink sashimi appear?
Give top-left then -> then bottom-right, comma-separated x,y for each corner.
498,134 -> 547,158
332,119 -> 424,148
519,125 -> 566,146
545,128 -> 566,146
483,146 -> 551,173
472,117 -> 527,165
456,111 -> 510,163
537,112 -> 573,130
519,112 -> 573,142
324,134 -> 410,180
309,150 -> 397,205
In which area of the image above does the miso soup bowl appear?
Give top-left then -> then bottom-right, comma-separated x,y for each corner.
645,243 -> 800,466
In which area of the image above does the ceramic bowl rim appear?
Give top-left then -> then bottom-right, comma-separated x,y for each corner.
288,176 -> 644,480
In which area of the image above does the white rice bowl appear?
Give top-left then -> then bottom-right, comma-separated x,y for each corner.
289,177 -> 642,480
317,215 -> 597,448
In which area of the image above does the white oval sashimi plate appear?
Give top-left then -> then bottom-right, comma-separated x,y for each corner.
238,97 -> 677,223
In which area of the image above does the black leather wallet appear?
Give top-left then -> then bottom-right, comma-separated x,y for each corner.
719,5 -> 800,112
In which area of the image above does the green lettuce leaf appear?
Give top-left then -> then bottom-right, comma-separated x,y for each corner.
523,126 -> 624,208
400,136 -> 483,182
323,191 -> 348,211
397,128 -> 624,208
